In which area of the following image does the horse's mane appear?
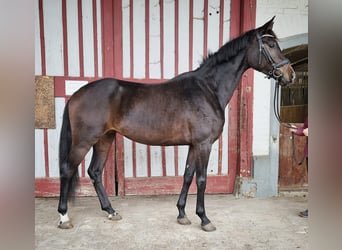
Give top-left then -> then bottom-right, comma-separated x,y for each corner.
199,27 -> 277,68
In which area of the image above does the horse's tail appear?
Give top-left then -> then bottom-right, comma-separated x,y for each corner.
59,100 -> 79,200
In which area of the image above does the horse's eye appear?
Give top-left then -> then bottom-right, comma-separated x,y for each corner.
269,42 -> 275,48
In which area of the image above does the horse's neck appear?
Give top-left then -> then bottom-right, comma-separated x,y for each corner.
198,52 -> 249,110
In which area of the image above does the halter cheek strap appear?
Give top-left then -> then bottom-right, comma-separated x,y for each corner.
256,33 -> 290,80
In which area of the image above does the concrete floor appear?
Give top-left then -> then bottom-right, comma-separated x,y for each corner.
35,194 -> 308,250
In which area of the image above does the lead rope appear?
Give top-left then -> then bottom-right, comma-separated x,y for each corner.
273,81 -> 305,165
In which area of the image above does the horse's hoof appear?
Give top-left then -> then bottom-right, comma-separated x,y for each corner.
177,216 -> 191,225
201,222 -> 216,232
108,212 -> 122,221
58,221 -> 73,229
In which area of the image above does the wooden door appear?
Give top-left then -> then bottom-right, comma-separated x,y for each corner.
278,123 -> 308,190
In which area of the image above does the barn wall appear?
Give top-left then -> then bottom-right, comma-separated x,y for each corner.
35,0 -> 234,195
35,0 -> 102,183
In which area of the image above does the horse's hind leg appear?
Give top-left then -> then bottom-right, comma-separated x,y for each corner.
58,144 -> 90,229
87,131 -> 122,221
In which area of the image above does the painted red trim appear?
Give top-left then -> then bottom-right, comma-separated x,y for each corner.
101,0 -> 114,77
43,129 -> 49,177
174,0 -> 179,76
38,0 -> 46,76
113,0 -> 123,77
54,76 -> 66,97
124,175 -> 231,195
147,146 -> 151,177
203,0 -> 208,57
81,159 -> 85,177
104,144 -> 115,196
227,0 -> 241,187
173,146 -> 178,176
35,177 -> 96,197
238,0 -> 255,177
78,0 -> 84,77
129,0 -> 134,78
188,0 -> 193,71
145,0 -> 150,78
62,0 -> 68,76
106,0 -> 124,197
159,0 -> 164,78
132,142 -> 137,178
92,0 -> 98,77
219,0 -> 224,46
228,0 -> 256,179
162,146 -> 167,176
115,134 -> 125,196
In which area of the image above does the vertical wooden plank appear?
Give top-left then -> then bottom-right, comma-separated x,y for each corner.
163,0 -> 175,78
150,146 -> 163,176
133,0 -> 145,78
227,0 -> 241,185
221,106 -> 229,174
149,0 -> 161,78
122,0 -> 130,78
47,97 -> 65,177
145,0 -> 150,78
92,0 -> 98,77
102,0 -> 114,77
207,0 -> 220,52
62,0 -> 69,76
113,0 -> 123,78
223,0 -> 231,43
66,0 -> 80,76
35,129 -> 45,177
238,0 -> 256,177
192,0 -> 204,70
177,0 -> 189,74
96,0 -> 103,77
43,129 -> 49,177
82,0 -> 95,77
77,0 -> 84,77
123,138 -> 133,177
43,0 -> 64,76
135,142 -> 148,177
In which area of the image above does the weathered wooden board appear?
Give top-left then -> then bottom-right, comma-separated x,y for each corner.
35,76 -> 55,128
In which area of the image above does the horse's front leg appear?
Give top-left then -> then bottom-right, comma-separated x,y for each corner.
194,143 -> 216,232
176,148 -> 196,225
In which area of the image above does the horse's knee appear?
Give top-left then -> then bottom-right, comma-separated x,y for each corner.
196,176 -> 207,190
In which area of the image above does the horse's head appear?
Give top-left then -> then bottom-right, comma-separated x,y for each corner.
247,16 -> 295,86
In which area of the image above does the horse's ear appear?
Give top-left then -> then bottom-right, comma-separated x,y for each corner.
259,16 -> 275,33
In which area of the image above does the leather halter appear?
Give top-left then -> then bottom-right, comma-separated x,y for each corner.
256,33 -> 290,80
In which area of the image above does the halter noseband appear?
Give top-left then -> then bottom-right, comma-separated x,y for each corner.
256,33 -> 290,80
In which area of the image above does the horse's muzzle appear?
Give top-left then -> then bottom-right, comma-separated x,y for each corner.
278,64 -> 296,86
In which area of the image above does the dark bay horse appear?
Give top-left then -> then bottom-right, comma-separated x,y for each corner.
57,17 -> 295,231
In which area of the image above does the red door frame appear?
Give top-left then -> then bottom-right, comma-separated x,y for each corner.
230,0 -> 256,179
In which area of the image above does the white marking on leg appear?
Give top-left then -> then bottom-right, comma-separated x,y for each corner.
59,213 -> 70,224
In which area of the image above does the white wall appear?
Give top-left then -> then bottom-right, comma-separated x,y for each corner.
253,0 -> 308,155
